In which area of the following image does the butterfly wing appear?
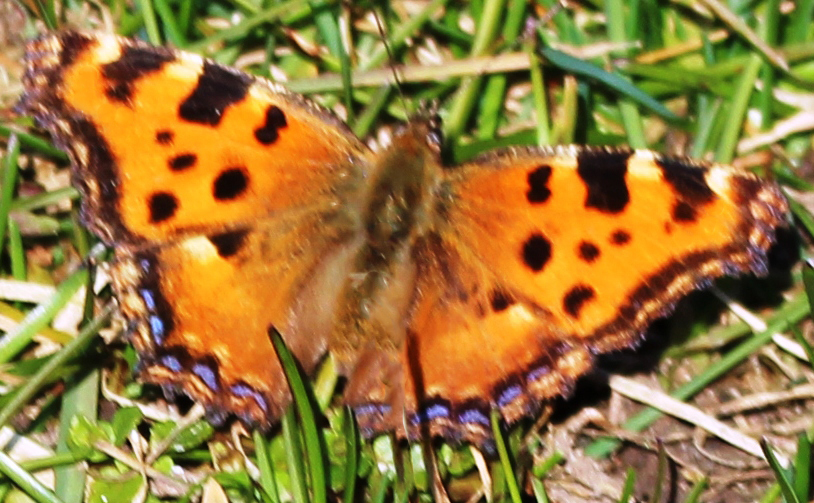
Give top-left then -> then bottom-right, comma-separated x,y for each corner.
350,146 -> 787,444
20,31 -> 369,423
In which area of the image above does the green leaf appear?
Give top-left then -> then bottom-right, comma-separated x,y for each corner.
110,407 -> 143,447
87,472 -> 146,503
539,46 -> 680,122
68,416 -> 113,462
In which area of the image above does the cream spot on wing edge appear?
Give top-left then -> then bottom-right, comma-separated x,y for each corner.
181,235 -> 220,262
627,151 -> 662,179
705,166 -> 734,197
32,74 -> 49,87
74,143 -> 89,165
92,36 -> 124,64
507,303 -> 535,324
167,52 -> 205,80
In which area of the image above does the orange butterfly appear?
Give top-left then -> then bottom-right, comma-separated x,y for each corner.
18,31 -> 787,446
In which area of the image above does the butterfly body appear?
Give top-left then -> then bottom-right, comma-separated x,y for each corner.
19,31 -> 788,445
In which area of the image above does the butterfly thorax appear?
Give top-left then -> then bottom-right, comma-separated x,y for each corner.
330,124 -> 443,365
364,124 -> 441,264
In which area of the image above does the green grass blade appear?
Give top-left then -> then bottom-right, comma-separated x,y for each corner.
342,406 -> 359,503
787,0 -> 814,43
135,0 -> 162,45
530,476 -> 549,503
699,0 -> 788,71
309,1 -> 353,124
539,46 -> 679,122
0,267 -> 88,364
54,370 -> 99,503
761,438 -> 799,503
360,0 -> 450,73
528,41 -> 550,146
619,468 -> 636,502
714,53 -> 761,163
476,0 -> 527,139
7,220 -> 25,280
0,451 -> 61,503
802,260 -> 814,334
270,327 -> 326,503
793,433 -> 811,501
253,430 -> 281,503
789,199 -> 814,239
758,0 -> 781,130
0,125 -> 68,161
11,187 -> 78,213
153,0 -> 187,47
683,477 -> 708,503
282,406 -> 309,503
444,0 -> 507,139
605,0 -> 646,148
352,85 -> 393,138
185,0 -> 309,52
491,409 -> 521,503
0,134 -> 21,258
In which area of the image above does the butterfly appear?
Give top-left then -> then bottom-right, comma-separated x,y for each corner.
17,31 -> 788,446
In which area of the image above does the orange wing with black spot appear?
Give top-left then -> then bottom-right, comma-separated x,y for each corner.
20,31 -> 370,423
348,146 -> 787,444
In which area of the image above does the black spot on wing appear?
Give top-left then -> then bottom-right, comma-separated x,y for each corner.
578,241 -> 600,262
563,284 -> 595,318
610,229 -> 631,246
155,130 -> 174,145
522,233 -> 551,272
656,157 -> 715,204
102,45 -> 175,104
490,289 -> 515,312
577,150 -> 631,213
148,192 -> 178,223
213,168 -> 249,200
254,105 -> 288,145
672,201 -> 697,222
209,230 -> 249,258
168,153 -> 197,171
155,129 -> 175,146
179,61 -> 253,126
526,165 -> 552,204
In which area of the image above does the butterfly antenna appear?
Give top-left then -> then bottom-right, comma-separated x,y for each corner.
530,1 -> 566,36
372,6 -> 409,118
524,0 -> 566,50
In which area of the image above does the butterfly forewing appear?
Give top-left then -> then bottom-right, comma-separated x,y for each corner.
21,31 -> 369,245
